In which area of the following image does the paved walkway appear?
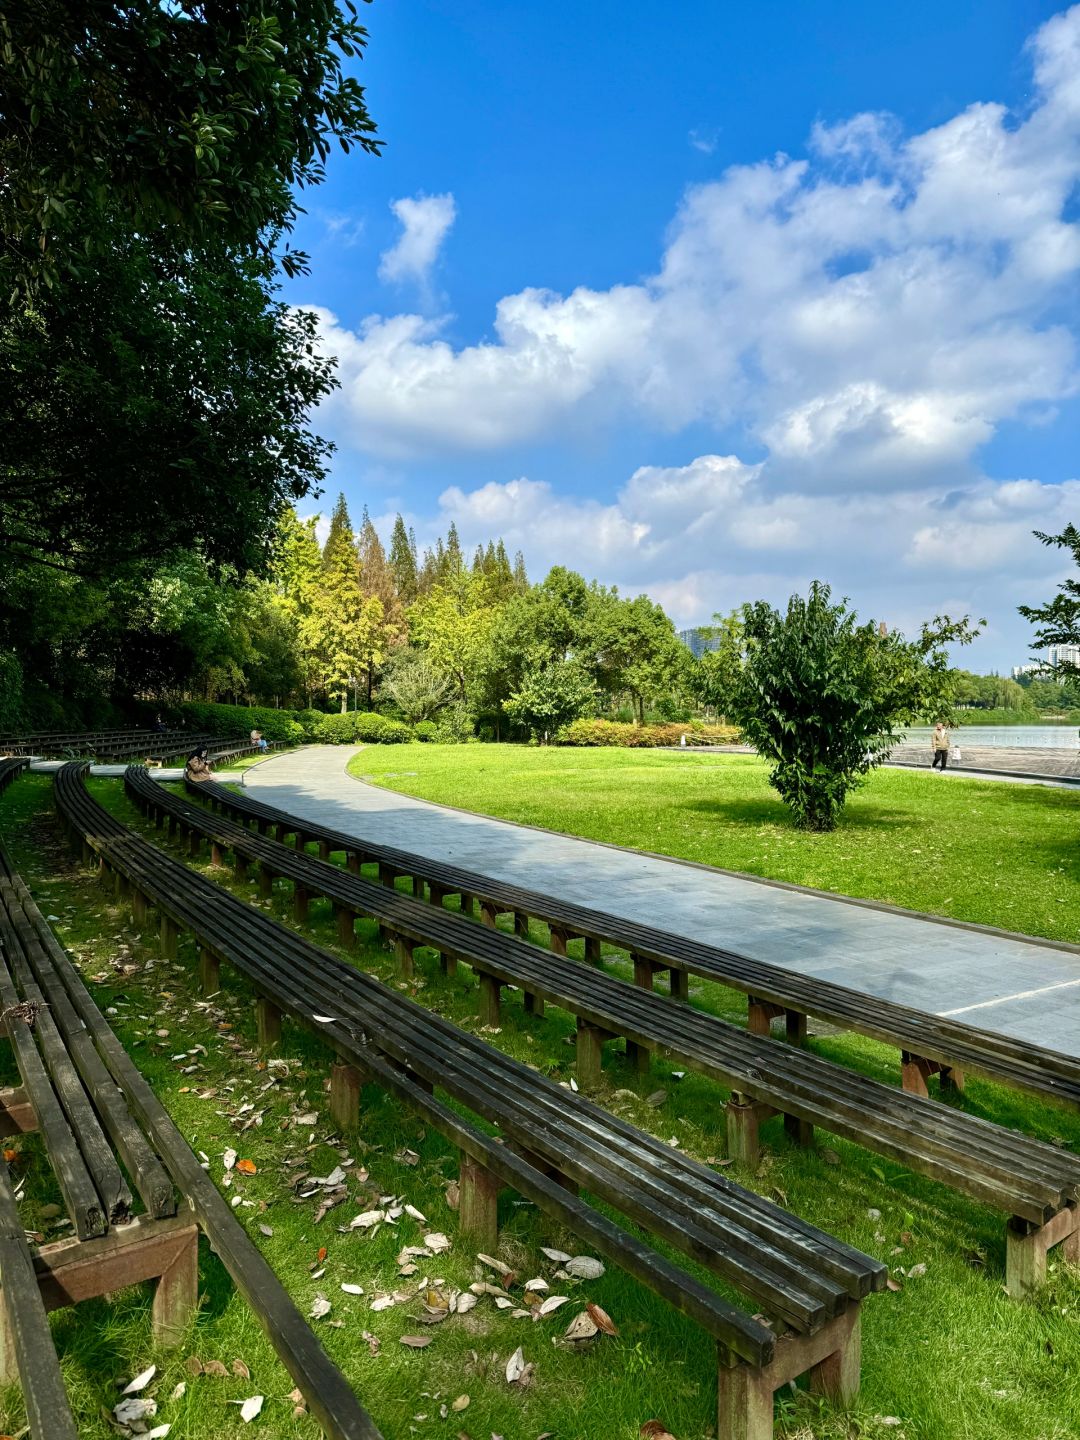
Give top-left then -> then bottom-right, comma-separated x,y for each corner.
242,746 -> 1080,1057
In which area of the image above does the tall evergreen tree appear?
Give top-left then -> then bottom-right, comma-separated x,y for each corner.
322,493 -> 354,569
445,522 -> 464,575
512,550 -> 529,593
389,513 -> 418,604
357,508 -> 403,702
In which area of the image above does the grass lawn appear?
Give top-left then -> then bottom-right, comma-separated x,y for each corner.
348,745 -> 1080,944
1,767 -> 1079,1440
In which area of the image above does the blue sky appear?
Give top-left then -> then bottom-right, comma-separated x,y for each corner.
286,1 -> 1080,670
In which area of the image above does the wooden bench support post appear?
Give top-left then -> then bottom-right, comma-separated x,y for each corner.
576,1020 -> 613,1090
669,967 -> 690,1003
513,911 -> 529,939
318,840 -> 331,862
632,953 -> 660,991
460,892 -> 475,917
210,841 -> 224,867
1005,1205 -> 1079,1300
234,854 -> 249,884
186,829 -> 200,858
479,901 -> 498,928
198,947 -> 220,996
717,1304 -> 861,1440
256,997 -> 282,1052
151,1225 -> 200,1346
625,1039 -> 651,1075
747,997 -> 785,1037
330,1062 -> 362,1133
393,935 -> 415,980
458,1155 -> 499,1252
439,952 -> 458,978
293,886 -> 310,923
726,1093 -> 774,1168
0,1087 -> 37,1137
413,877 -> 425,900
258,864 -> 274,901
294,833 -> 307,852
131,889 -> 147,924
523,989 -> 545,1018
584,936 -> 603,966
478,973 -> 501,1027
786,1010 -> 807,1046
549,926 -> 568,957
784,1114 -> 814,1148
901,1051 -> 965,1098
160,915 -> 178,961
346,852 -> 360,874
378,864 -> 395,890
335,906 -> 356,950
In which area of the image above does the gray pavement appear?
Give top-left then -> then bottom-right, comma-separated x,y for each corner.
242,746 -> 1080,1057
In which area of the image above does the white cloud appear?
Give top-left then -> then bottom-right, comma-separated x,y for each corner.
426,461 -> 1080,667
378,193 -> 457,290
319,6 -> 1080,489
689,127 -> 719,154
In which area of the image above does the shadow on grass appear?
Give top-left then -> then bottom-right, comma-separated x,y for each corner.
681,793 -> 919,832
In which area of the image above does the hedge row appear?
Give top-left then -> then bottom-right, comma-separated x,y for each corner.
558,719 -> 741,747
152,702 -> 421,745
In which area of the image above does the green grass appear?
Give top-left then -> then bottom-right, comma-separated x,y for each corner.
2,769 -> 1080,1440
348,745 -> 1080,943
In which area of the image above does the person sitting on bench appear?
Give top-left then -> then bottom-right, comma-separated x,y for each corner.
185,747 -> 213,782
250,729 -> 268,752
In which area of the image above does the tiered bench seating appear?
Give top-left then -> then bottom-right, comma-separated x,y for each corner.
129,769 -> 1080,1297
56,762 -> 885,1440
0,809 -> 381,1438
192,778 -> 1080,1110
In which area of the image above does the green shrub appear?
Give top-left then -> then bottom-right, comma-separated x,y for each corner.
558,718 -> 740,747
355,712 -> 412,744
313,712 -> 359,744
174,702 -> 303,745
414,720 -> 438,742
433,703 -> 475,744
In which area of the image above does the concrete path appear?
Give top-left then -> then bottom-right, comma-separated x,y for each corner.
242,746 -> 1080,1057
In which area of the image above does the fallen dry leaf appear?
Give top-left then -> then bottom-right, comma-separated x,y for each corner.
639,1421 -> 678,1440
451,1395 -> 470,1412
505,1347 -> 527,1384
237,1394 -> 264,1422
564,1310 -> 599,1342
566,1255 -> 605,1279
586,1302 -> 618,1336
122,1364 -> 156,1394
231,1360 -> 250,1380
400,1335 -> 433,1349
236,1159 -> 257,1176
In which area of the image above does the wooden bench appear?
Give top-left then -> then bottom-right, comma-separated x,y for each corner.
191,777 -> 1080,1113
58,762 -> 885,1440
131,769 -> 1080,1298
0,822 -> 382,1439
0,757 -> 27,795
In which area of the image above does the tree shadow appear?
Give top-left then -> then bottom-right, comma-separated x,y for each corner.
682,794 -> 919,832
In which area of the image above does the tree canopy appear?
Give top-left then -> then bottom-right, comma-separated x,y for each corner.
1018,525 -> 1080,678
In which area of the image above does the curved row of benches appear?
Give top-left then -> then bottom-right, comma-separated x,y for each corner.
190,775 -> 1080,1110
57,762 -> 885,1439
0,781 -> 381,1440
131,769 -> 1080,1297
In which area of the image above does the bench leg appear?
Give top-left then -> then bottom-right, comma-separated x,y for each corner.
160,915 -> 178,961
727,1094 -> 767,1167
747,997 -> 784,1037
478,974 -> 501,1027
632,954 -> 658,991
336,906 -> 356,950
549,927 -> 568,957
784,1114 -> 814,1148
210,841 -> 224,867
584,936 -> 603,966
523,990 -> 545,1018
234,854 -> 249,884
390,934 -> 414,979
330,1062 -> 362,1133
458,1155 -> 500,1252
258,864 -> 274,901
132,889 -> 147,924
514,912 -> 529,939
293,885 -> 310,923
576,1020 -> 610,1090
902,1051 -> 963,1096
1006,1205 -> 1079,1299
460,892 -> 475,917
669,967 -> 689,1003
480,901 -> 498,928
786,1009 -> 807,1046
626,1039 -> 651,1075
717,1305 -> 861,1440
439,953 -> 458,978
198,947 -> 220,996
318,840 -> 331,862
256,997 -> 282,1052
151,1226 -> 199,1346
346,852 -> 360,874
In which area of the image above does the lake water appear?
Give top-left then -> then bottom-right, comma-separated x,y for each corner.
903,725 -> 1079,749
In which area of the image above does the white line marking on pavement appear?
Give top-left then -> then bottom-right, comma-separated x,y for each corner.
940,977 -> 1080,1016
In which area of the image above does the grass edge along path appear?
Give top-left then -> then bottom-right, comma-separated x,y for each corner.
345,746 -> 1080,947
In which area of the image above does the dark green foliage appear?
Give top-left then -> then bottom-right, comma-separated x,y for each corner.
1,0 -> 381,291
504,659 -> 598,742
312,711 -> 413,744
1018,524 -> 1080,680
731,583 -> 979,831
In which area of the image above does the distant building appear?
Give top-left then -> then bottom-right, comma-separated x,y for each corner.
1011,663 -> 1043,679
677,627 -> 721,660
1046,643 -> 1080,669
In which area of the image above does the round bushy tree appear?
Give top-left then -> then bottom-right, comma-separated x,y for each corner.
731,582 -> 980,831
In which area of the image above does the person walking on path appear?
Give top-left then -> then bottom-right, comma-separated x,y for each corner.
931,722 -> 950,770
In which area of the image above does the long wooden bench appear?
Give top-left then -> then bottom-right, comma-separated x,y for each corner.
58,763 -> 885,1440
191,777 -> 1080,1112
0,825 -> 382,1439
131,769 -> 1080,1297
0,757 -> 27,795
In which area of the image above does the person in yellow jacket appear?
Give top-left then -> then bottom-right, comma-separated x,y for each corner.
931,721 -> 950,771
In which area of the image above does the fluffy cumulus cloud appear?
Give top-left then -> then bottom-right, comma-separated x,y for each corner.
426,461 -> 1080,665
377,192 -> 457,290
322,7 -> 1080,485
